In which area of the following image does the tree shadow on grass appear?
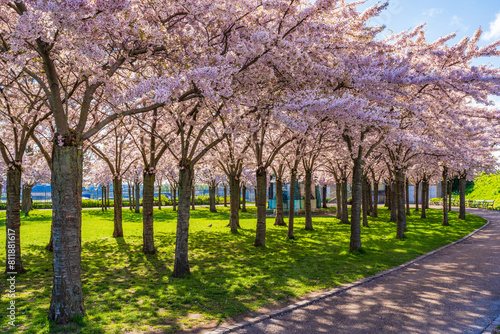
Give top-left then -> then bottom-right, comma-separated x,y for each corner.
0,207 -> 486,333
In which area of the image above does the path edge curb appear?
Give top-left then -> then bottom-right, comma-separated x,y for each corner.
481,313 -> 500,333
207,215 -> 491,334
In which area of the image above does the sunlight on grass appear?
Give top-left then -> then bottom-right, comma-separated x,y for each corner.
0,206 -> 486,333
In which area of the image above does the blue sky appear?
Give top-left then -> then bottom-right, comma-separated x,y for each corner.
350,1 -> 500,159
355,0 -> 500,68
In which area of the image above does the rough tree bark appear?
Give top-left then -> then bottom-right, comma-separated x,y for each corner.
142,172 -> 155,254
287,169 -> 297,239
172,186 -> 177,211
335,182 -> 342,219
241,185 -> 247,212
414,181 -> 420,212
112,177 -> 123,238
48,143 -> 85,323
172,166 -> 194,277
448,181 -> 452,213
158,184 -> 162,210
396,169 -> 407,239
274,177 -> 286,226
341,180 -> 349,225
385,183 -> 390,208
106,185 -> 110,209
128,183 -> 133,211
459,174 -> 466,220
223,185 -> 227,207
442,168 -> 449,226
421,179 -> 427,219
5,166 -> 26,274
21,184 -> 34,217
390,181 -> 397,223
366,179 -> 372,217
362,174 -> 369,227
101,186 -> 105,212
304,170 -> 313,230
406,178 -> 411,216
134,182 -> 140,213
350,160 -> 363,252
209,184 -> 217,213
372,180 -> 379,218
254,167 -> 267,246
229,176 -> 240,233
191,186 -> 195,210
425,182 -> 430,209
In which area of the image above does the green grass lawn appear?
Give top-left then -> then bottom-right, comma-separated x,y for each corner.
466,172 -> 500,209
0,206 -> 486,333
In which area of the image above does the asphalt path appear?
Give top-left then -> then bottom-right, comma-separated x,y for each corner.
210,208 -> 500,334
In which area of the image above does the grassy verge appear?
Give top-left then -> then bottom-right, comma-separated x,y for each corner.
0,207 -> 486,333
466,172 -> 500,210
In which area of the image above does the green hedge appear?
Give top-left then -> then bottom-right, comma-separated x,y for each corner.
0,195 -> 232,211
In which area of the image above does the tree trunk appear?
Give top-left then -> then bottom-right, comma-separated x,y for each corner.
322,185 -> 327,208
350,160 -> 363,252
241,185 -> 247,212
142,172 -> 155,254
5,167 -> 26,274
191,186 -> 195,210
274,177 -> 286,226
366,179 -> 372,216
101,186 -> 105,212
415,181 -> 420,212
158,184 -> 162,210
362,174 -> 369,227
459,175 -> 466,220
425,182 -> 430,209
223,186 -> 227,207
389,182 -> 397,223
421,180 -> 427,219
304,170 -> 313,230
112,177 -> 123,238
385,183 -> 390,208
341,180 -> 349,224
442,168 -> 449,226
128,183 -> 133,210
229,176 -> 240,232
49,144 -> 85,323
372,182 -> 378,217
135,182 -> 140,213
336,182 -> 342,219
209,185 -> 217,213
106,184 -> 110,209
395,169 -> 406,239
21,184 -> 33,216
405,179 -> 411,215
173,186 -> 177,211
448,181 -> 452,213
172,166 -> 194,277
254,167 -> 267,247
287,170 -> 296,239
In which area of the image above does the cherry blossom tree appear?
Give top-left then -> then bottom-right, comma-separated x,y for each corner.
0,74 -> 51,274
90,120 -> 139,236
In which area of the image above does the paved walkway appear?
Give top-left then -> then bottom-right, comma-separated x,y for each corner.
210,208 -> 500,334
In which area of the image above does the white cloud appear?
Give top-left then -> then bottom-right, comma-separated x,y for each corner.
450,15 -> 470,32
423,8 -> 443,17
483,11 -> 500,41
